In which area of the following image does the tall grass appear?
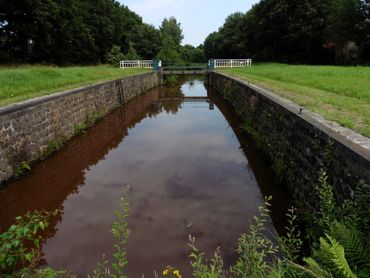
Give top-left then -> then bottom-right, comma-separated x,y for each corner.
0,65 -> 149,106
222,63 -> 370,137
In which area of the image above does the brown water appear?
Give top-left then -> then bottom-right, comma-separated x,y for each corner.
0,76 -> 289,277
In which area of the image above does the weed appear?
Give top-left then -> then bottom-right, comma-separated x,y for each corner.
45,138 -> 65,156
272,153 -> 286,183
74,112 -> 105,136
74,122 -> 88,136
13,161 -> 31,177
240,120 -> 266,150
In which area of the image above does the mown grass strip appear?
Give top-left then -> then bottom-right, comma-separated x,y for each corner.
0,65 -> 150,107
221,63 -> 370,138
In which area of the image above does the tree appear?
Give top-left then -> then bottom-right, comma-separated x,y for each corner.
105,45 -> 124,67
130,23 -> 160,59
0,0 -> 148,65
239,0 -> 332,63
181,44 -> 205,63
325,0 -> 369,64
217,12 -> 246,58
204,32 -> 223,59
0,0 -> 44,63
157,17 -> 184,63
157,48 -> 183,64
123,44 -> 140,60
159,17 -> 183,47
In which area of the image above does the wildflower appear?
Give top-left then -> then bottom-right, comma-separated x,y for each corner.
162,266 -> 181,278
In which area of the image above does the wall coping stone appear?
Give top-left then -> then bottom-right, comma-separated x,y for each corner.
214,72 -> 370,162
0,72 -> 156,117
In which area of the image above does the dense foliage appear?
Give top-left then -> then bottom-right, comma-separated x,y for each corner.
204,0 -> 370,64
0,0 -> 205,65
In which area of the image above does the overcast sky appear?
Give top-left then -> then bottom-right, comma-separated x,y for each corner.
119,0 -> 258,46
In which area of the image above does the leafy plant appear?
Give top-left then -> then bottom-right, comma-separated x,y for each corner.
188,236 -> 225,278
90,192 -> 130,278
277,207 -> 303,262
231,196 -> 278,277
187,196 -> 303,278
111,196 -> 130,277
0,210 -> 56,273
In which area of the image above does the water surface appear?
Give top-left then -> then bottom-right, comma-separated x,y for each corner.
0,76 -> 289,276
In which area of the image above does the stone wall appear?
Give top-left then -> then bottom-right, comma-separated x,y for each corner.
209,72 -> 370,209
0,72 -> 160,183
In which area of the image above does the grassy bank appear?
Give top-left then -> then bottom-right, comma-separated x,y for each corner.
0,65 -> 149,106
221,63 -> 370,137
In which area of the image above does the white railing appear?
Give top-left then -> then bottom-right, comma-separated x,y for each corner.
120,60 -> 153,69
214,59 -> 252,68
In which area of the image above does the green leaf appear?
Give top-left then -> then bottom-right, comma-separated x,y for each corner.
25,253 -> 33,262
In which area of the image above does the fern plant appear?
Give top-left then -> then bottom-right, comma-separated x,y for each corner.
302,171 -> 370,278
304,235 -> 357,278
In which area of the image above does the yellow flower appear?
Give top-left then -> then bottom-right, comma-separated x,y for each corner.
162,266 -> 181,278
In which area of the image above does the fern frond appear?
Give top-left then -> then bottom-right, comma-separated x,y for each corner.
329,221 -> 370,271
306,235 -> 358,278
325,235 -> 357,278
302,257 -> 334,278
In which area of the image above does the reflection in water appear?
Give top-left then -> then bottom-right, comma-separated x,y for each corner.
0,76 -> 288,277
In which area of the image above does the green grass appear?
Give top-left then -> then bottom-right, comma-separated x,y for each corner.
0,65 -> 150,106
221,63 -> 370,138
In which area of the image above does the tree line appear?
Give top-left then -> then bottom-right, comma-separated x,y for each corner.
0,0 -> 204,65
204,0 -> 370,65
1,0 -> 369,65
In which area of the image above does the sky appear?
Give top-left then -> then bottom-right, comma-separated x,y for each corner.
119,0 -> 258,46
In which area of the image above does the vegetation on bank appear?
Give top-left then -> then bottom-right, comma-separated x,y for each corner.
1,172 -> 370,277
221,63 -> 370,137
0,66 -> 149,106
189,172 -> 370,277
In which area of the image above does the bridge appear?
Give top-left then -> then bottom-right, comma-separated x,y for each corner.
119,59 -> 252,74
154,96 -> 214,110
160,63 -> 208,75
